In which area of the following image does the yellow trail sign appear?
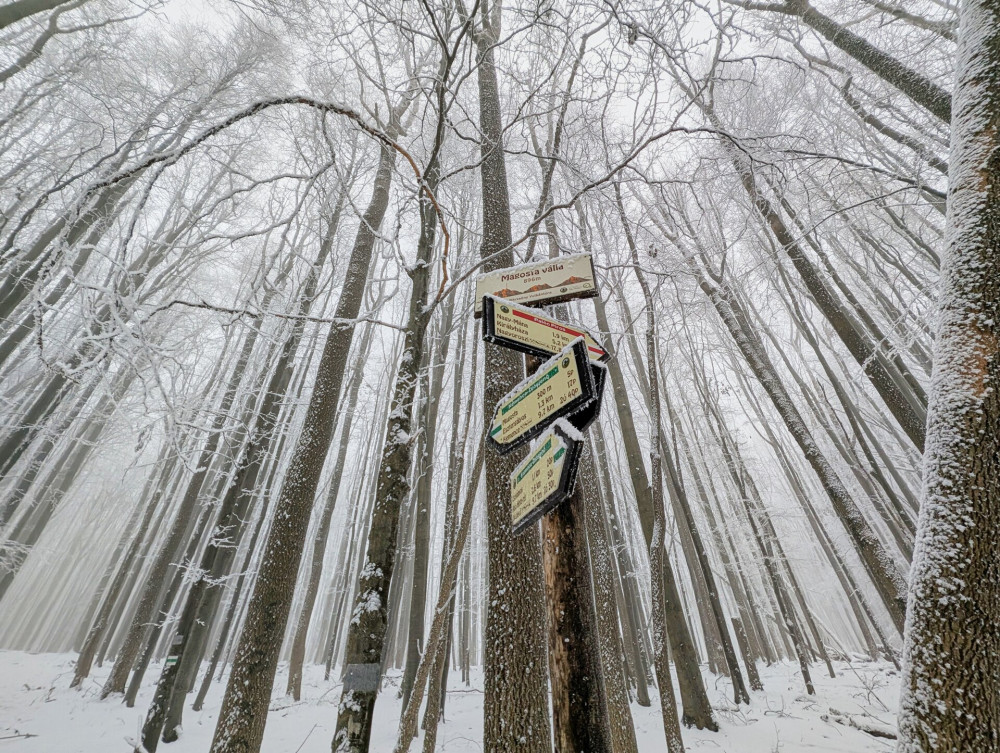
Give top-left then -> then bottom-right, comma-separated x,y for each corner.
510,421 -> 582,534
487,339 -> 595,454
474,253 -> 597,316
482,296 -> 608,362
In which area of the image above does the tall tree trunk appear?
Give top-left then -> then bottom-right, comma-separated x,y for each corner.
787,0 -> 952,122
898,4 -> 1000,750
472,6 -> 553,752
394,444 -> 483,753
583,446 -> 639,753
541,437 -> 613,753
209,104 -> 409,753
688,251 -> 908,633
286,321 -> 375,700
587,218 -> 714,729
332,52 -> 450,746
423,312 -> 475,733
400,307 -> 453,708
592,424 -> 653,706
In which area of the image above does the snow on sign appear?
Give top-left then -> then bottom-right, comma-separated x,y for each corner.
488,339 -> 595,454
510,421 -> 582,535
481,295 -> 609,363
474,253 -> 597,317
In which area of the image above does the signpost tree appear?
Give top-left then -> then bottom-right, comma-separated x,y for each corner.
476,255 -> 613,752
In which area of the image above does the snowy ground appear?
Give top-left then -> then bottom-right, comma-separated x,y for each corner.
0,651 -> 900,752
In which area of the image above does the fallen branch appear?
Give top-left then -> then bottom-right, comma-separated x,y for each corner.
0,730 -> 39,741
823,708 -> 897,739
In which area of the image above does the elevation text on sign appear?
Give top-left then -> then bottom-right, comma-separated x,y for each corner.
474,253 -> 597,316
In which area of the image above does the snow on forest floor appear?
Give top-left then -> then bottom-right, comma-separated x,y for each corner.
0,651 -> 900,752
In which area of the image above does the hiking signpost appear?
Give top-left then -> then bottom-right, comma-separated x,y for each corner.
477,253 -> 612,751
474,252 -> 597,316
510,420 -> 583,534
487,338 -> 596,454
482,296 -> 608,362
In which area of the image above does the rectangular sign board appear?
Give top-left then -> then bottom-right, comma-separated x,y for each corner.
475,253 -> 597,317
482,296 -> 609,363
488,339 -> 595,454
511,422 -> 582,534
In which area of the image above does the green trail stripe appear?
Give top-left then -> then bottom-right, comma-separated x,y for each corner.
501,364 -> 560,416
515,438 -> 553,483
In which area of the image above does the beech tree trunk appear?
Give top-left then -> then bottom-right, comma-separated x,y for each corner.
209,106 -> 406,753
898,4 -> 1000,750
473,5 -> 553,751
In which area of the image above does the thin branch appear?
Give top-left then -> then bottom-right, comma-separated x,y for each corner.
142,298 -> 406,332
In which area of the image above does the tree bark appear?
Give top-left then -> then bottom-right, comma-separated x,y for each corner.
541,440 -> 613,753
472,5 -> 553,751
898,4 -> 1000,750
582,445 -> 639,753
286,320 -> 374,700
209,107 -> 407,753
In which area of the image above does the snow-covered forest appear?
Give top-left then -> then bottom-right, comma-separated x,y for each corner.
0,0 -> 997,752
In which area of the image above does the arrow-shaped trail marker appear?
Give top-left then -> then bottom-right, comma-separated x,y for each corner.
487,339 -> 595,454
482,295 -> 609,363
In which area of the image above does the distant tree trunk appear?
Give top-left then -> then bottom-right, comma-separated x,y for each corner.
659,404 -> 749,702
688,251 -> 909,633
620,181 -> 745,711
209,103 -> 408,753
787,0 -> 951,122
583,446 -> 639,753
668,401 -> 765,689
591,425 -> 653,705
423,313 -> 476,733
898,4 -> 1000,750
70,466 -> 171,688
394,444 -> 483,753
286,321 -> 374,700
0,368 -> 98,531
400,308 -> 453,708
728,446 -> 815,695
587,225 -> 714,729
0,368 -> 134,600
99,324 -> 267,698
146,235 -> 335,748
